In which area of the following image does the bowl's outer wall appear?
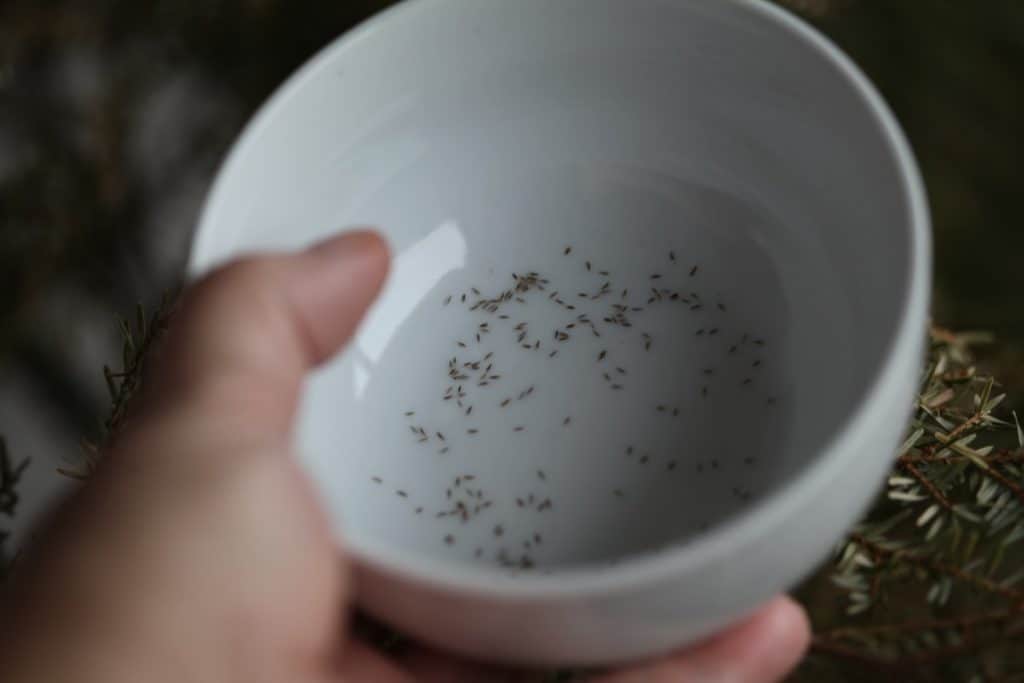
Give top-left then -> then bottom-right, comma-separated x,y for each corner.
191,0 -> 930,666
352,353 -> 920,665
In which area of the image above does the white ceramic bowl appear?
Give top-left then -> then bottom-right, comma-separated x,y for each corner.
188,0 -> 930,666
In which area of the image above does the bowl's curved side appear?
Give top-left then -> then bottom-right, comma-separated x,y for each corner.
352,332 -> 923,665
188,0 -> 931,665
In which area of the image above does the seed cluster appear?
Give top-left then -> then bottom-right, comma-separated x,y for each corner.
375,245 -> 777,570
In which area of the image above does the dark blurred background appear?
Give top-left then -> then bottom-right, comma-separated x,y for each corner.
1,0 -> 1022,567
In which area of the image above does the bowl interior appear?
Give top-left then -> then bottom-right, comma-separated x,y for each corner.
192,0 -> 913,573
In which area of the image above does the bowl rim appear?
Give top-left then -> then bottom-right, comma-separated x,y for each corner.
190,0 -> 931,598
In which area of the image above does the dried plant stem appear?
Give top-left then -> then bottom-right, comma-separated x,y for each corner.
975,465 -> 1024,506
818,604 -> 1024,641
851,533 -> 1024,601
942,411 -> 988,443
900,450 -> 1024,465
900,461 -> 954,510
812,634 -> 981,672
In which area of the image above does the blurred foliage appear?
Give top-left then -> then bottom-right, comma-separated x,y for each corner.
2,0 -> 1024,413
796,1 -> 1024,406
794,329 -> 1024,682
0,440 -> 28,580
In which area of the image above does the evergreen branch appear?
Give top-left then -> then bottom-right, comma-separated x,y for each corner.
818,606 -> 1024,641
901,451 -> 1024,465
901,460 -> 955,511
850,533 -> 1024,601
976,465 -> 1024,507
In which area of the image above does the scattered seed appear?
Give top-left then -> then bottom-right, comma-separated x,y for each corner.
494,525 -> 504,537
372,477 -> 383,484
669,250 -> 676,262
598,350 -> 607,361
537,469 -> 546,481
563,416 -> 571,426
564,246 -> 572,255
514,426 -> 525,432
586,261 -> 592,271
396,490 -> 407,498
444,534 -> 455,545
690,265 -> 698,276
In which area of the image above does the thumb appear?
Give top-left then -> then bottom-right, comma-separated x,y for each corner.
140,230 -> 389,450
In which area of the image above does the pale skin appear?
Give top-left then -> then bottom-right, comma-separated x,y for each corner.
0,231 -> 809,682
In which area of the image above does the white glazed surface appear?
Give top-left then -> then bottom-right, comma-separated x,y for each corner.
188,0 -> 930,665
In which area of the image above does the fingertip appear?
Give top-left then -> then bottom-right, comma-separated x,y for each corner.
288,228 -> 391,365
700,596 -> 811,683
597,596 -> 811,683
764,595 -> 811,656
307,228 -> 391,277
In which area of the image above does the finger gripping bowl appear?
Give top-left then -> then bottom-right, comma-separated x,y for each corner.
189,0 -> 930,666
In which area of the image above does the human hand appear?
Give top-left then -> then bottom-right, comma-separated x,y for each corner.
0,231 -> 809,682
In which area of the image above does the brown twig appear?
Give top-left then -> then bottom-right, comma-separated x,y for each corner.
851,533 -> 1024,601
901,451 -> 1024,465
943,410 -> 988,444
819,605 -> 1024,641
901,460 -> 954,510
977,465 -> 1024,506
